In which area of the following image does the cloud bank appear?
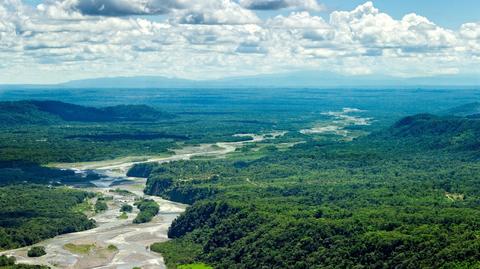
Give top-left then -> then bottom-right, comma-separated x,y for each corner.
67,0 -> 186,16
239,0 -> 324,12
0,0 -> 478,83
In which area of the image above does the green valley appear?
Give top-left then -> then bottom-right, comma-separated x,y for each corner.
143,113 -> 480,268
1,89 -> 480,268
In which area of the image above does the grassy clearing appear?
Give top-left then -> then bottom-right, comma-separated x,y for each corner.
226,146 -> 267,161
178,263 -> 213,269
63,243 -> 95,254
117,212 -> 128,219
63,243 -> 118,256
72,200 -> 94,215
445,192 -> 464,201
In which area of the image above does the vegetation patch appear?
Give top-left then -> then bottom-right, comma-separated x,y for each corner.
133,199 -> 159,224
109,188 -> 134,196
73,200 -> 94,215
0,161 -> 93,186
0,185 -> 95,250
63,243 -> 95,254
65,132 -> 188,142
126,163 -> 155,178
150,238 -> 204,269
117,212 -> 128,219
0,255 -> 49,268
94,200 -> 108,213
107,244 -> 118,251
120,204 -> 133,213
445,192 -> 465,201
178,263 -> 213,269
27,246 -> 46,257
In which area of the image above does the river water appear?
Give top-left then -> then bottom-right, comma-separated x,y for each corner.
1,133 -> 282,269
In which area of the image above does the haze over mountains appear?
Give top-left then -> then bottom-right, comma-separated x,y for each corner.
2,72 -> 479,89
0,100 -> 172,125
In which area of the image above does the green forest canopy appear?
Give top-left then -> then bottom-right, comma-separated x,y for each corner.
146,114 -> 480,268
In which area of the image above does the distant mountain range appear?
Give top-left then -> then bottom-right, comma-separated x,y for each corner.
443,102 -> 480,117
1,71 -> 479,89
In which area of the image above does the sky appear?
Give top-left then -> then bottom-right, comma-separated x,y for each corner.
0,0 -> 479,84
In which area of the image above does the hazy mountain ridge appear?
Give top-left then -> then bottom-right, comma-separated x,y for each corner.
443,102 -> 480,117
1,72 -> 479,89
377,113 -> 480,152
0,100 -> 172,124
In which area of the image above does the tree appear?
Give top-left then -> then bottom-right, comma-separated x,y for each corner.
120,204 -> 133,213
27,246 -> 46,257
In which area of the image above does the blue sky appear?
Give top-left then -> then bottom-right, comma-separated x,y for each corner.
319,0 -> 479,29
2,0 -> 479,84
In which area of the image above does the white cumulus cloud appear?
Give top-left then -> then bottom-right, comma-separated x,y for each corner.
0,0 -> 478,83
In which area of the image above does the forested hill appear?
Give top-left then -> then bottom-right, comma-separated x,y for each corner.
145,111 -> 480,268
0,100 -> 173,125
373,113 -> 480,152
442,102 -> 480,117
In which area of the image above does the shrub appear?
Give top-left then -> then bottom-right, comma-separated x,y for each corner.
120,204 -> 133,213
27,246 -> 46,257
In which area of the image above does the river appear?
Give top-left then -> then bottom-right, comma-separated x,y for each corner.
1,132 -> 283,269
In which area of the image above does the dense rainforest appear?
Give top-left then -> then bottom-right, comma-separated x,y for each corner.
0,185 -> 95,250
145,114 -> 480,268
1,88 -> 480,268
0,100 -> 181,164
0,99 -> 289,164
0,100 -> 173,124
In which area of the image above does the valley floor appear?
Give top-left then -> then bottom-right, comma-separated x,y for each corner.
1,132 -> 277,269
0,179 -> 186,269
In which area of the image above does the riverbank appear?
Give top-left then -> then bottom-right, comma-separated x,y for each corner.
0,178 -> 186,269
1,132 -> 281,268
